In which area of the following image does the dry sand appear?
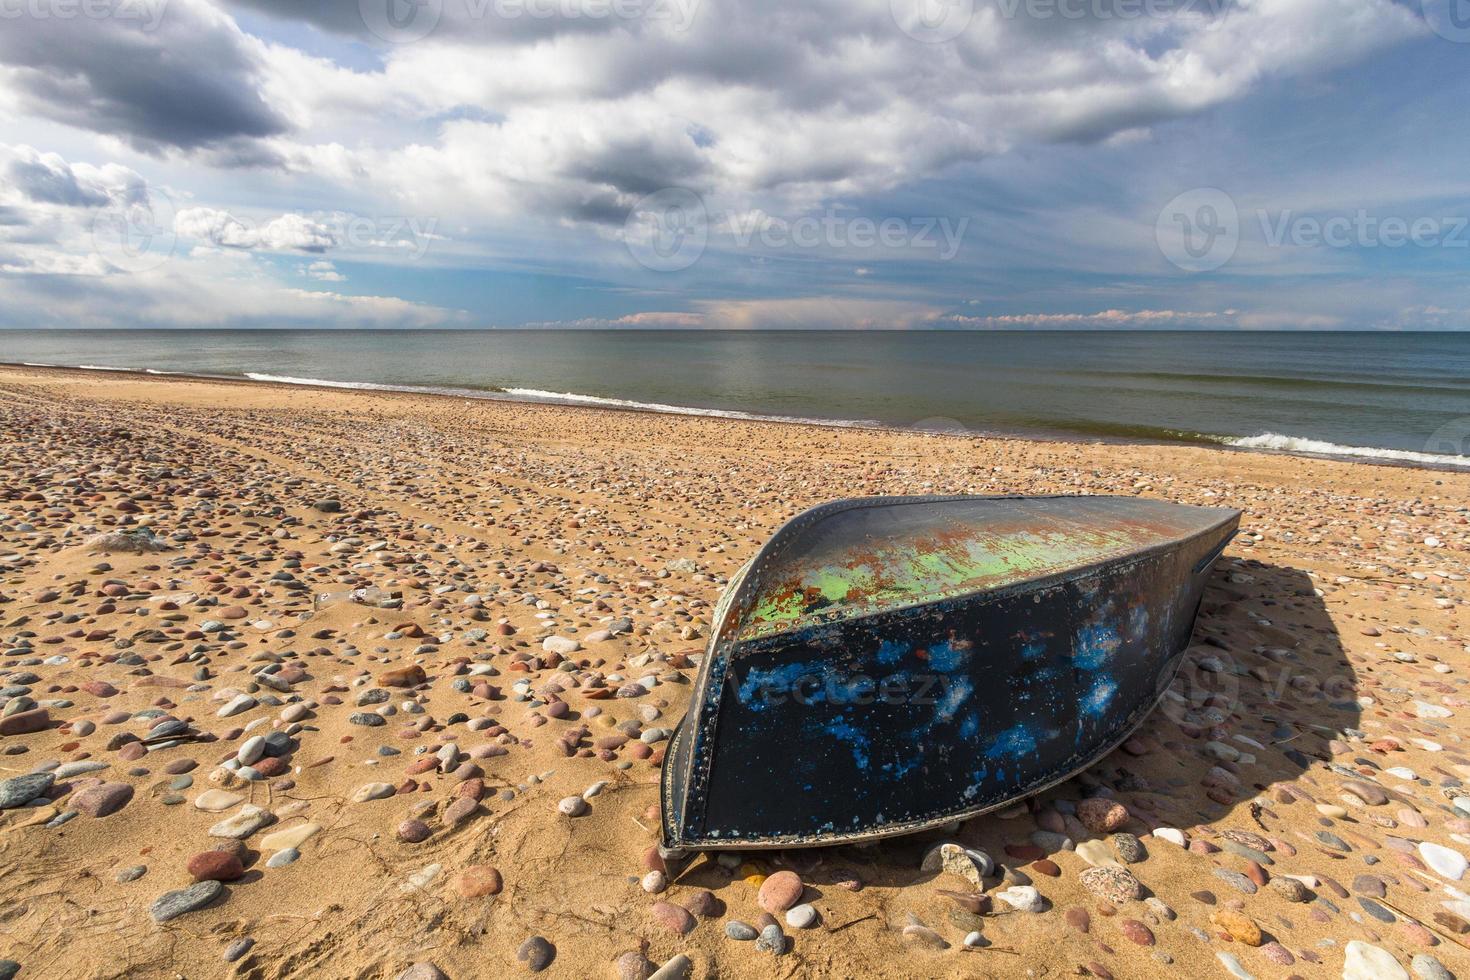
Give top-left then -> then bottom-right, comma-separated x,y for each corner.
0,364 -> 1468,980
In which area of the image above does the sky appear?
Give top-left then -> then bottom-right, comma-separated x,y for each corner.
0,0 -> 1467,330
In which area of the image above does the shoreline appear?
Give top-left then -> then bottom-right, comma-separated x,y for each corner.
5,359 -> 1467,473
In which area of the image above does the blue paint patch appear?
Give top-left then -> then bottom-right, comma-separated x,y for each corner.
936,676 -> 971,721
825,716 -> 872,770
959,713 -> 979,740
876,639 -> 909,666
1074,623 -> 1120,671
1020,639 -> 1047,662
1080,676 -> 1118,718
984,723 -> 1037,759
927,638 -> 970,672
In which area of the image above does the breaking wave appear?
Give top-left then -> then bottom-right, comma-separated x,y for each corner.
1225,432 -> 1470,468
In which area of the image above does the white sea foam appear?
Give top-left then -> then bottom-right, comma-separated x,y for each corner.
1226,432 -> 1470,468
244,373 -> 420,393
501,387 -> 877,427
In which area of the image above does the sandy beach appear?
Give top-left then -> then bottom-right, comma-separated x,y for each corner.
1,362 -> 1468,980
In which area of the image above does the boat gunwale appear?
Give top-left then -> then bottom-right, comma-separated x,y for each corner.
663,493 -> 1240,851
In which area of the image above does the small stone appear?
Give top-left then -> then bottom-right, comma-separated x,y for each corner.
1412,953 -> 1454,980
0,772 -> 54,809
997,885 -> 1044,912
1077,797 -> 1129,833
396,965 -> 447,980
193,789 -> 243,811
614,951 -> 655,980
1343,941 -> 1409,980
650,901 -> 694,935
785,903 -> 817,928
208,804 -> 275,839
1209,908 -> 1262,946
1112,833 -> 1146,863
557,796 -> 588,817
1259,941 -> 1294,966
398,819 -> 431,843
1079,866 -> 1142,904
72,782 -> 133,817
1419,842 -> 1468,881
1064,907 -> 1091,933
517,937 -> 554,972
1270,876 -> 1311,902
150,880 -> 224,922
756,923 -> 787,954
187,851 -> 245,882
647,954 -> 691,980
451,864 -> 502,898
758,870 -> 803,913
1118,919 -> 1154,946
1075,839 -> 1117,867
725,921 -> 758,941
352,782 -> 395,803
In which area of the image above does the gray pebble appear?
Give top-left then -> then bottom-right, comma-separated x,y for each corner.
756,923 -> 786,955
725,921 -> 758,941
150,880 -> 223,922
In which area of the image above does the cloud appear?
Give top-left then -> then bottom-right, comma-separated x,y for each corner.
234,0 -> 1424,231
1,144 -> 147,209
302,259 -> 345,281
175,207 -> 338,252
0,0 -> 290,153
0,259 -> 468,329
940,309 -> 1232,328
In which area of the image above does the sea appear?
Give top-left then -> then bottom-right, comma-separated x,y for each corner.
4,329 -> 1469,468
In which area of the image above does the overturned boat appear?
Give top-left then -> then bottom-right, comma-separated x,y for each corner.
660,494 -> 1240,852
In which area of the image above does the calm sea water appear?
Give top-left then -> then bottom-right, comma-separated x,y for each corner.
4,329 -> 1469,466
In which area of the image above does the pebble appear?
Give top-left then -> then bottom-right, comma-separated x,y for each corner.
1343,940 -> 1409,980
1079,866 -> 1142,904
1418,841 -> 1468,880
756,923 -> 786,955
996,885 -> 1044,912
758,870 -> 803,913
150,880 -> 224,922
785,903 -> 817,928
725,921 -> 757,941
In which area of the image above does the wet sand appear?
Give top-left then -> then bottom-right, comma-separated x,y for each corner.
0,364 -> 1467,980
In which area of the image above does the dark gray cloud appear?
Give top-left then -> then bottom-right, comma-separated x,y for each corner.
0,0 -> 290,153
6,157 -> 111,207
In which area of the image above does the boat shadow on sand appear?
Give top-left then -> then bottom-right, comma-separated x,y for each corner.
671,559 -> 1361,932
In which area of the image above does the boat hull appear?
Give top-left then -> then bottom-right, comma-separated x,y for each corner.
660,495 -> 1239,851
